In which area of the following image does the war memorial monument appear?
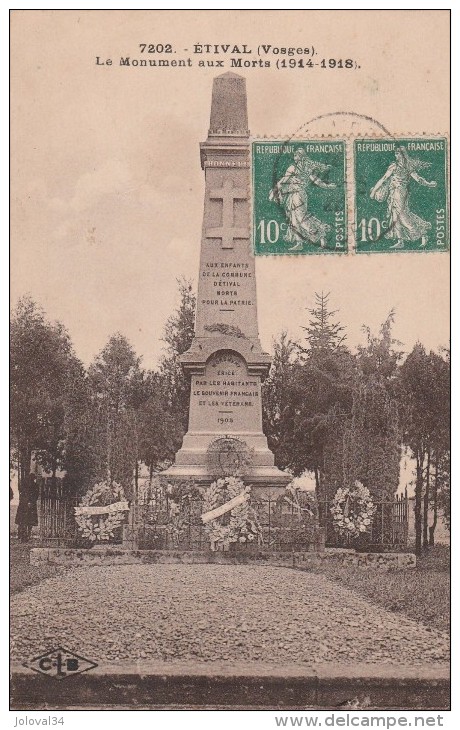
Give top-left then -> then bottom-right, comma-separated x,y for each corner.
164,73 -> 290,495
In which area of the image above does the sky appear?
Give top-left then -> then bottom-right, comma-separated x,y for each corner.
10,10 -> 450,371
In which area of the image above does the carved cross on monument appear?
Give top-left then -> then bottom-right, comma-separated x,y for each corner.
206,178 -> 248,249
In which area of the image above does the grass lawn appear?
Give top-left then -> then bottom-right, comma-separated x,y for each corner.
9,540 -> 69,596
311,544 -> 450,633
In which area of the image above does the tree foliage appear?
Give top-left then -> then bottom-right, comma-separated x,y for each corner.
264,298 -> 407,523
61,364 -> 98,496
264,295 -> 354,497
357,310 -> 403,381
137,372 -> 183,479
300,291 -> 346,356
160,278 -> 196,437
398,344 -> 450,554
10,288 -> 450,553
88,333 -> 147,497
10,296 -> 80,490
262,332 -> 298,471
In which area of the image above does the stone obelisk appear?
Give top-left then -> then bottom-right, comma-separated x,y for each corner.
164,73 -> 289,494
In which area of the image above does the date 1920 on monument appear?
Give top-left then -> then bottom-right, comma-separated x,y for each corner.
252,140 -> 347,255
354,138 -> 449,253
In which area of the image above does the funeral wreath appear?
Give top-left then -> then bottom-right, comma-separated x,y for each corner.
330,480 -> 376,539
75,480 -> 129,542
201,476 -> 262,550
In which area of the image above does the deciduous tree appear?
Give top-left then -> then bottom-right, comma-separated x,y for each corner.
10,296 -> 79,491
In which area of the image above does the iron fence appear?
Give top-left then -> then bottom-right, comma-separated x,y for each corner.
135,494 -> 321,552
38,489 -> 409,551
38,494 -> 79,547
318,492 -> 409,550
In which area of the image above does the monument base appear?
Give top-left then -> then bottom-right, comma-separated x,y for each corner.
162,465 -> 289,499
162,429 -> 291,497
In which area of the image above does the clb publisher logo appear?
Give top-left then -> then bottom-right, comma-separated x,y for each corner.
24,647 -> 98,680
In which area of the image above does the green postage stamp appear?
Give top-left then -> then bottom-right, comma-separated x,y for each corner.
252,140 -> 347,255
354,138 -> 448,253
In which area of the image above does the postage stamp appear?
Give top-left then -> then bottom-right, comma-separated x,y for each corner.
354,137 -> 449,253
252,140 -> 347,255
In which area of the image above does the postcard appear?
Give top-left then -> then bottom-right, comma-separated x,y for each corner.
10,9 -> 450,715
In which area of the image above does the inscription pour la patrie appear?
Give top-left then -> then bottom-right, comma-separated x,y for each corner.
201,262 -> 253,309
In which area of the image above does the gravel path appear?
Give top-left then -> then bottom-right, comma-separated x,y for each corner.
10,564 -> 449,667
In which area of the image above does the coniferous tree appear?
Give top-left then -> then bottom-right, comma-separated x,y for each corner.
137,371 -> 183,481
159,278 -> 196,439
88,334 -> 146,497
323,314 -> 401,528
263,294 -> 354,503
61,363 -> 98,496
300,291 -> 346,356
296,294 -> 354,497
262,332 -> 298,471
398,344 -> 450,553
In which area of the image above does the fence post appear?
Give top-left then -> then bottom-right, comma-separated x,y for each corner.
404,487 -> 409,547
268,498 -> 271,548
381,499 -> 384,547
122,503 -> 139,550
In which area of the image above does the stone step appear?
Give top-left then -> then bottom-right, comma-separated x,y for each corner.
10,662 -> 449,710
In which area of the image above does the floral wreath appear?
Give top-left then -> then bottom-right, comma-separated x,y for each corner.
330,481 -> 376,539
75,480 -> 128,542
202,476 -> 262,551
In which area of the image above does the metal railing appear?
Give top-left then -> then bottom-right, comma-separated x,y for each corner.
135,494 -> 321,552
318,492 -> 409,550
38,490 -> 409,551
38,494 -> 79,547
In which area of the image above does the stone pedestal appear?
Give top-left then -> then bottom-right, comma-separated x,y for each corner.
164,73 -> 289,494
122,505 -> 139,549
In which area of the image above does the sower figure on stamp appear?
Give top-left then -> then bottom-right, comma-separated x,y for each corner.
370,146 -> 437,249
269,147 -> 336,251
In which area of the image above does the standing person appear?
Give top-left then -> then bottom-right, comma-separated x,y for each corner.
15,473 -> 39,541
27,473 -> 40,540
15,476 -> 30,542
370,146 -> 437,249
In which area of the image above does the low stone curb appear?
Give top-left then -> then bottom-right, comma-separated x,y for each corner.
30,548 -> 416,570
10,662 -> 449,710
